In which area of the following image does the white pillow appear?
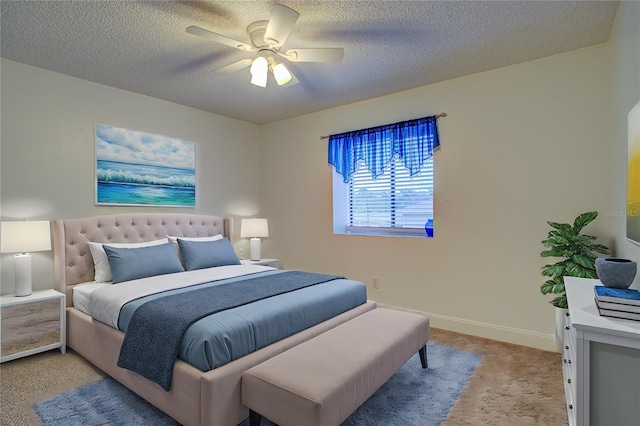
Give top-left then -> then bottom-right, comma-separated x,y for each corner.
88,238 -> 169,283
166,234 -> 223,242
167,234 -> 223,262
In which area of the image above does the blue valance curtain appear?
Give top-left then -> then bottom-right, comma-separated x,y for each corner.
328,116 -> 440,183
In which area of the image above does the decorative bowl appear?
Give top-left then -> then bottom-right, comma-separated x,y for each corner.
595,258 -> 637,289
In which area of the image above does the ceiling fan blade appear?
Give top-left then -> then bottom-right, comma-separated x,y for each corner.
186,26 -> 253,51
264,4 -> 300,48
282,48 -> 344,63
212,59 -> 253,74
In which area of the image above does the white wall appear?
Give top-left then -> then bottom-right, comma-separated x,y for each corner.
610,1 -> 640,267
260,42 -> 616,350
0,59 -> 261,294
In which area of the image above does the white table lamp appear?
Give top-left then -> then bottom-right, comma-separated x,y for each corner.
1,220 -> 51,296
241,218 -> 269,261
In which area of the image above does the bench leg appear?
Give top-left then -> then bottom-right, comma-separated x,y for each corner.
249,410 -> 262,426
419,345 -> 428,368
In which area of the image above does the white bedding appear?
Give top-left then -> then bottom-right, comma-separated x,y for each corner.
85,264 -> 275,328
73,282 -> 111,315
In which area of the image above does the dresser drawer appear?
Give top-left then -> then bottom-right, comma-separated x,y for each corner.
1,299 -> 60,356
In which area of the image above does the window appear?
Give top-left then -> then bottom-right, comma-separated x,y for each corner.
329,115 -> 439,238
333,155 -> 434,237
349,154 -> 433,231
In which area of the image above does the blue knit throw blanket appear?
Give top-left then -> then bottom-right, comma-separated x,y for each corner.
117,271 -> 342,390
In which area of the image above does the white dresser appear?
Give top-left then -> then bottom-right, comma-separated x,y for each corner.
564,277 -> 640,426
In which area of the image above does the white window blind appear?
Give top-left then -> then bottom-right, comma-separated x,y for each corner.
347,155 -> 433,234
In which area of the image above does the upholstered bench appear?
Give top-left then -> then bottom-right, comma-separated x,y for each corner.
241,308 -> 430,426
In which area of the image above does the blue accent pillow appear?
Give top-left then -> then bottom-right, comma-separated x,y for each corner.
177,238 -> 240,271
103,242 -> 185,284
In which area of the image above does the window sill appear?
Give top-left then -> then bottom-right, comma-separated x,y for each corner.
336,229 -> 432,238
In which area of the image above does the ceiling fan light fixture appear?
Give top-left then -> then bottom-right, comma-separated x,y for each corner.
251,72 -> 268,88
250,56 -> 268,77
187,3 -> 342,90
250,56 -> 269,87
272,62 -> 292,85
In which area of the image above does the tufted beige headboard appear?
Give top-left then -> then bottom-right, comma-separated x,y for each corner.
53,213 -> 229,306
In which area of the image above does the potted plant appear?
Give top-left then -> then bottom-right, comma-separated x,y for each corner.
540,212 -> 609,350
540,211 -> 609,308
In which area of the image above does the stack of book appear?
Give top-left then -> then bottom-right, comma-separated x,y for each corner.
594,286 -> 640,321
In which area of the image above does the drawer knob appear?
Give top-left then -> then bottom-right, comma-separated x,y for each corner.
568,378 -> 571,384
565,326 -> 570,330
566,312 -> 570,317
565,346 -> 569,350
569,404 -> 573,410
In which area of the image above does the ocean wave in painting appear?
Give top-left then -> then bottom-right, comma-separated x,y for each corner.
97,160 -> 195,188
97,168 -> 195,188
96,160 -> 195,206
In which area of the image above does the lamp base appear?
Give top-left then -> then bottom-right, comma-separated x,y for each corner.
14,253 -> 32,297
249,238 -> 261,261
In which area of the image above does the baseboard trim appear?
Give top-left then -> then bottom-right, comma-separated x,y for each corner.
377,303 -> 557,352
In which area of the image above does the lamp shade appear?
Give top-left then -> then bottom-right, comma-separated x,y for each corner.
1,221 -> 51,253
250,56 -> 268,76
272,62 -> 292,85
250,72 -> 268,88
250,56 -> 269,87
241,218 -> 269,238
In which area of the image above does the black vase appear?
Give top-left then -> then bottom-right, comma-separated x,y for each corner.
595,258 -> 637,289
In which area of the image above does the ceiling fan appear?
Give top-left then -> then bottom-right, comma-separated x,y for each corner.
186,3 -> 344,88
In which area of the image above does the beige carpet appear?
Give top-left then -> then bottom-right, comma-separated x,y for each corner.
0,328 -> 567,426
437,329 -> 567,426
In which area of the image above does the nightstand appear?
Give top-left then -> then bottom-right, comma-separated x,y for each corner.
241,258 -> 280,268
0,289 -> 66,363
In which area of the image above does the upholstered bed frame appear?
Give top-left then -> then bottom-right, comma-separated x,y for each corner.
53,213 -> 375,426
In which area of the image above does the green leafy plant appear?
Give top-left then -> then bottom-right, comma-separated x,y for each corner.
540,211 -> 609,308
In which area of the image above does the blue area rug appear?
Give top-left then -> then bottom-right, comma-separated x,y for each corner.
35,342 -> 481,426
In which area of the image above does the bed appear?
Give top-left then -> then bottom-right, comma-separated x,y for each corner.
53,213 -> 375,426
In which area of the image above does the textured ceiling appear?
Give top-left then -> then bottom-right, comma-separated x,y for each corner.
1,1 -> 618,124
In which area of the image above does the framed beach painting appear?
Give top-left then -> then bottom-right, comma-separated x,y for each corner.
628,100 -> 640,246
95,124 -> 196,207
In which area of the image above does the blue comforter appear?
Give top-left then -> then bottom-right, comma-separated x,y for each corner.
116,270 -> 367,390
